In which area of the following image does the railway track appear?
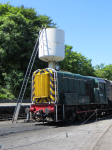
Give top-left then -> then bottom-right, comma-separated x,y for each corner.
0,113 -> 26,121
0,104 -> 30,121
0,108 -> 112,123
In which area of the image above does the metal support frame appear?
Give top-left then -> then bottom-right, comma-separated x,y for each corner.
14,103 -> 21,121
45,27 -> 49,55
30,112 -> 32,120
27,113 -> 29,122
55,105 -> 58,122
31,76 -> 33,103
63,104 -> 65,121
12,26 -> 47,123
54,73 -> 56,103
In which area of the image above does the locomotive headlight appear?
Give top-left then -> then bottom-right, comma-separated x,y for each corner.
45,108 -> 49,115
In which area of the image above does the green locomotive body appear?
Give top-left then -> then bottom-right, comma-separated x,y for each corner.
57,71 -> 107,105
29,68 -> 108,123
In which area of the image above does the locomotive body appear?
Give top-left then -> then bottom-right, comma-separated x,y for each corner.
29,68 -> 108,123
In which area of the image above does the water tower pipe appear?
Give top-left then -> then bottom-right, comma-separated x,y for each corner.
48,61 -> 55,69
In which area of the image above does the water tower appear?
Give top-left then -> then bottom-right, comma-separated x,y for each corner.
39,28 -> 65,69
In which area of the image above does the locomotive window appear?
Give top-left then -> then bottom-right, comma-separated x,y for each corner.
100,83 -> 104,92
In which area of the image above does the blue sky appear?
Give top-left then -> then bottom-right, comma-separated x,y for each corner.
1,0 -> 112,67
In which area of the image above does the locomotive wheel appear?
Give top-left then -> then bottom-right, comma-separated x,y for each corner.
65,111 -> 75,124
66,116 -> 74,124
77,113 -> 87,122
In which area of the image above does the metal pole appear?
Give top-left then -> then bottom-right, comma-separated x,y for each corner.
96,108 -> 97,122
30,112 -> 32,120
54,73 -> 56,103
27,113 -> 29,122
56,105 -> 58,122
63,104 -> 65,120
45,26 -> 49,55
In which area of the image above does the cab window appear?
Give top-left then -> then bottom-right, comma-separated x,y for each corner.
100,83 -> 104,92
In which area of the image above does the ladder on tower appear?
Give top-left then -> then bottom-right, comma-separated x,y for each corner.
12,26 -> 46,123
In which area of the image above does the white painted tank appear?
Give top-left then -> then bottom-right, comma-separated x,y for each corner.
39,28 -> 65,62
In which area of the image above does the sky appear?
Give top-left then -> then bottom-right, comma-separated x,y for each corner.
1,0 -> 112,67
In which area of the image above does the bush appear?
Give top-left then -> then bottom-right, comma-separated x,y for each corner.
0,86 -> 15,99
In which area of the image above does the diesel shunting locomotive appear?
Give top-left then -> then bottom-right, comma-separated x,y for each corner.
27,68 -> 112,123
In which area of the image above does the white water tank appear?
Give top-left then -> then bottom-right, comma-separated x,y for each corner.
39,28 -> 65,62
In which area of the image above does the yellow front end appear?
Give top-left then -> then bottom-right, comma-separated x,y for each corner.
32,69 -> 57,103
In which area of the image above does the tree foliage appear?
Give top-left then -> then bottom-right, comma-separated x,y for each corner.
0,2 -> 56,70
59,45 -> 95,76
0,2 -> 56,99
94,64 -> 112,80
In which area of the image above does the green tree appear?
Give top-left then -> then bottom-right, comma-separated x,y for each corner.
94,63 -> 105,79
103,65 -> 112,80
59,45 -> 95,76
94,64 -> 112,80
94,63 -> 105,70
0,2 -> 56,98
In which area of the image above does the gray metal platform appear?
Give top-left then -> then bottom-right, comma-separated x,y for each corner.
0,103 -> 31,107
